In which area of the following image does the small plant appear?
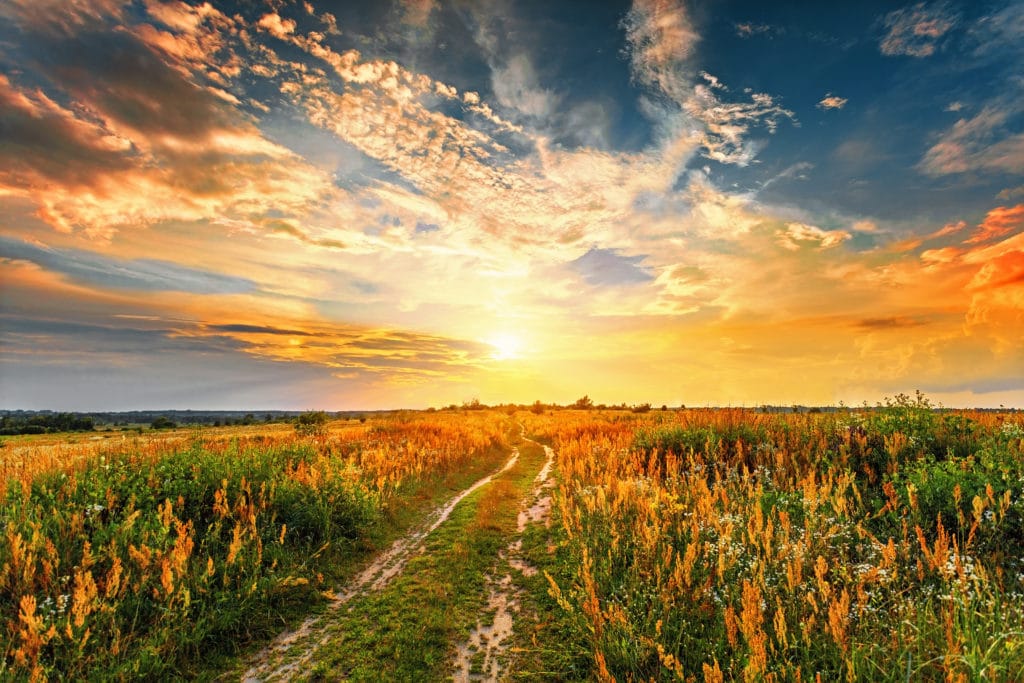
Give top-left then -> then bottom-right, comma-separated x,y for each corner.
294,410 -> 330,437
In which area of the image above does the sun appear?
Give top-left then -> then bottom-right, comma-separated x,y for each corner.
488,333 -> 522,361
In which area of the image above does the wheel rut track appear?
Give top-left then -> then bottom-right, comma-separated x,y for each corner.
451,439 -> 556,683
241,446 -> 522,682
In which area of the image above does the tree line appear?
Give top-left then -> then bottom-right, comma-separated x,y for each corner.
0,413 -> 95,435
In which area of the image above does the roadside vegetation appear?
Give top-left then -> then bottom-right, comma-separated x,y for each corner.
519,395 -> 1024,681
0,412 -> 509,680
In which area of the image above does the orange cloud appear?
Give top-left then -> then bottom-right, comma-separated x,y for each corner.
965,204 -> 1024,244
256,12 -> 297,39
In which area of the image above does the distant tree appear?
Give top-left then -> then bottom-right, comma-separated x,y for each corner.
151,416 -> 176,430
572,395 -> 594,410
660,404 -> 668,411
531,400 -> 544,414
294,410 -> 329,437
631,403 -> 651,414
0,412 -> 95,435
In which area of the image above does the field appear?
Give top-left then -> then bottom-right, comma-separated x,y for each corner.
2,399 -> 1023,681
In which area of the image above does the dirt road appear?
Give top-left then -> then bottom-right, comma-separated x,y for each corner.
451,440 -> 555,682
241,441 -> 543,682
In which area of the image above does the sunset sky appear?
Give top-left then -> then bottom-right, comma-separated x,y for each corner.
1,0 -> 1022,410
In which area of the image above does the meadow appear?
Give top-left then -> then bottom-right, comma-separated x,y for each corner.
0,413 -> 511,680
519,396 -> 1024,681
2,397 -> 1023,681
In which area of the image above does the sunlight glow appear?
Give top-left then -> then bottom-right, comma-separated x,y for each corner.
488,333 -> 522,361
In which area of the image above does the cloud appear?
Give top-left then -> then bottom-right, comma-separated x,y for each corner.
400,0 -> 437,28
919,104 -> 1024,176
997,186 -> 1024,201
685,85 -> 796,165
255,19 -> 710,263
759,162 -> 813,192
0,0 -> 126,35
490,54 -> 560,119
920,246 -> 961,265
817,93 -> 847,110
0,317 -> 247,361
2,0 -> 1020,408
964,204 -> 1024,244
256,12 -> 297,40
188,325 -> 495,381
879,2 -> 957,57
776,222 -> 851,251
622,0 -> 700,104
622,1 -> 794,166
207,324 -> 310,336
0,236 -> 257,294
735,22 -> 774,38
967,251 -> 1024,291
570,248 -> 654,287
851,220 -> 881,234
855,317 -> 926,330
0,73 -> 135,188
263,219 -> 348,250
969,3 -> 1024,57
0,6 -> 334,239
0,245 -> 496,389
457,3 -> 561,124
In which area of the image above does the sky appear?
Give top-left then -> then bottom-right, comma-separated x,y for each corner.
1,0 -> 1022,410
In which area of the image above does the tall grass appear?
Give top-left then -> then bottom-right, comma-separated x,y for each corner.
535,405 -> 1024,681
0,412 -> 509,680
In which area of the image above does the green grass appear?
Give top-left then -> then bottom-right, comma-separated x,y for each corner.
301,439 -> 548,682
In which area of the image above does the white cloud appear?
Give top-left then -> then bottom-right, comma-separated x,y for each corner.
852,220 -> 881,234
491,54 -> 559,119
776,222 -> 851,251
686,86 -> 796,165
622,1 -> 794,167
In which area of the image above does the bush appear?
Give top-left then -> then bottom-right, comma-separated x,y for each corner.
150,416 -> 176,430
294,410 -> 329,437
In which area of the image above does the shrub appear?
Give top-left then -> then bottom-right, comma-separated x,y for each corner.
150,416 -> 176,430
294,410 -> 329,437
